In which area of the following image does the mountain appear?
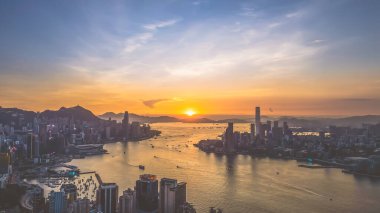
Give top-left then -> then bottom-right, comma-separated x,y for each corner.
0,107 -> 36,125
99,112 -> 180,123
181,117 -> 216,123
40,106 -> 101,122
276,115 -> 380,129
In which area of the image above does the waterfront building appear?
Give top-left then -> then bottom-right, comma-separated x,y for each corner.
61,184 -> 77,204
96,183 -> 118,213
68,198 -> 90,213
250,123 -> 255,143
170,182 -> 187,213
119,188 -> 137,213
122,111 -> 130,140
159,178 -> 187,213
255,107 -> 261,137
160,178 -> 178,213
136,174 -> 159,212
48,191 -> 67,213
30,185 -> 45,212
179,202 -> 196,213
224,123 -> 235,153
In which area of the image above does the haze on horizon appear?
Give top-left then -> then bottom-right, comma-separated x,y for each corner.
0,0 -> 379,116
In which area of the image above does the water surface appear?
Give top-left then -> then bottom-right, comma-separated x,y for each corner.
72,123 -> 380,213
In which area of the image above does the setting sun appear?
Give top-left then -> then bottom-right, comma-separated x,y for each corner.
185,109 -> 196,116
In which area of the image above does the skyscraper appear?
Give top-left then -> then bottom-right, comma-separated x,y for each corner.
250,123 -> 255,142
255,107 -> 261,137
119,188 -> 137,213
68,198 -> 90,213
0,153 -> 10,174
170,182 -> 187,213
136,174 -> 159,212
122,111 -> 130,140
160,178 -> 177,213
61,184 -> 77,204
48,191 -> 67,213
96,183 -> 118,213
224,122 -> 235,154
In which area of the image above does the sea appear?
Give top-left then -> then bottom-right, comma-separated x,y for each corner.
70,123 -> 380,213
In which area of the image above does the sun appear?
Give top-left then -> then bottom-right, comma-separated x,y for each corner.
185,109 -> 196,116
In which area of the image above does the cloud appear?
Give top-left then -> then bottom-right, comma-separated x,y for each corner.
124,32 -> 153,53
285,11 -> 304,18
143,19 -> 180,31
312,39 -> 325,44
142,99 -> 169,108
239,6 -> 257,17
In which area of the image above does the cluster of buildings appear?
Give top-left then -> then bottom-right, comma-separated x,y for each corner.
197,107 -> 293,155
0,107 -> 161,211
197,107 -> 380,176
40,174 -> 195,213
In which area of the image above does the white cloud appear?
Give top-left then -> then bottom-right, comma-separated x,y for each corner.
239,6 -> 257,17
312,39 -> 325,44
286,11 -> 304,18
143,19 -> 180,31
124,32 -> 153,53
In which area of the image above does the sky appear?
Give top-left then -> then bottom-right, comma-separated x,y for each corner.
0,0 -> 379,116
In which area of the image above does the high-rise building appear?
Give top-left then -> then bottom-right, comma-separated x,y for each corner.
119,188 -> 137,213
272,121 -> 283,146
170,182 -> 187,213
96,183 -> 118,213
61,184 -> 77,204
122,111 -> 130,140
250,123 -> 255,142
160,178 -> 187,213
178,202 -> 196,213
68,198 -> 90,213
136,174 -> 159,212
255,107 -> 261,137
160,178 -> 178,213
30,185 -> 45,212
0,153 -> 10,174
48,191 -> 67,213
26,133 -> 40,160
224,123 -> 235,153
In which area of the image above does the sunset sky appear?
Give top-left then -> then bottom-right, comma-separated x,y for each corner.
0,0 -> 379,116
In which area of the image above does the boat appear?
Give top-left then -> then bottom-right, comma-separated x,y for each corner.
139,165 -> 145,170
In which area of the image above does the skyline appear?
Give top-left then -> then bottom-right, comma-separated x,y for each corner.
1,0 -> 379,116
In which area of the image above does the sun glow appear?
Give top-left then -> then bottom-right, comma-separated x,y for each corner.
185,109 -> 196,116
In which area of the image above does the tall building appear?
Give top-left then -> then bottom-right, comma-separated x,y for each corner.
170,182 -> 187,213
250,123 -> 255,142
96,183 -> 118,213
255,107 -> 261,137
30,185 -> 45,212
160,178 -> 187,213
0,153 -> 10,174
61,184 -> 77,204
48,191 -> 67,213
136,174 -> 159,212
119,188 -> 137,213
224,123 -> 235,153
160,178 -> 178,213
122,111 -> 130,140
26,133 -> 40,160
68,198 -> 90,213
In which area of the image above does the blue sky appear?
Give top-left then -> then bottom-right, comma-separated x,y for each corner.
0,0 -> 379,115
